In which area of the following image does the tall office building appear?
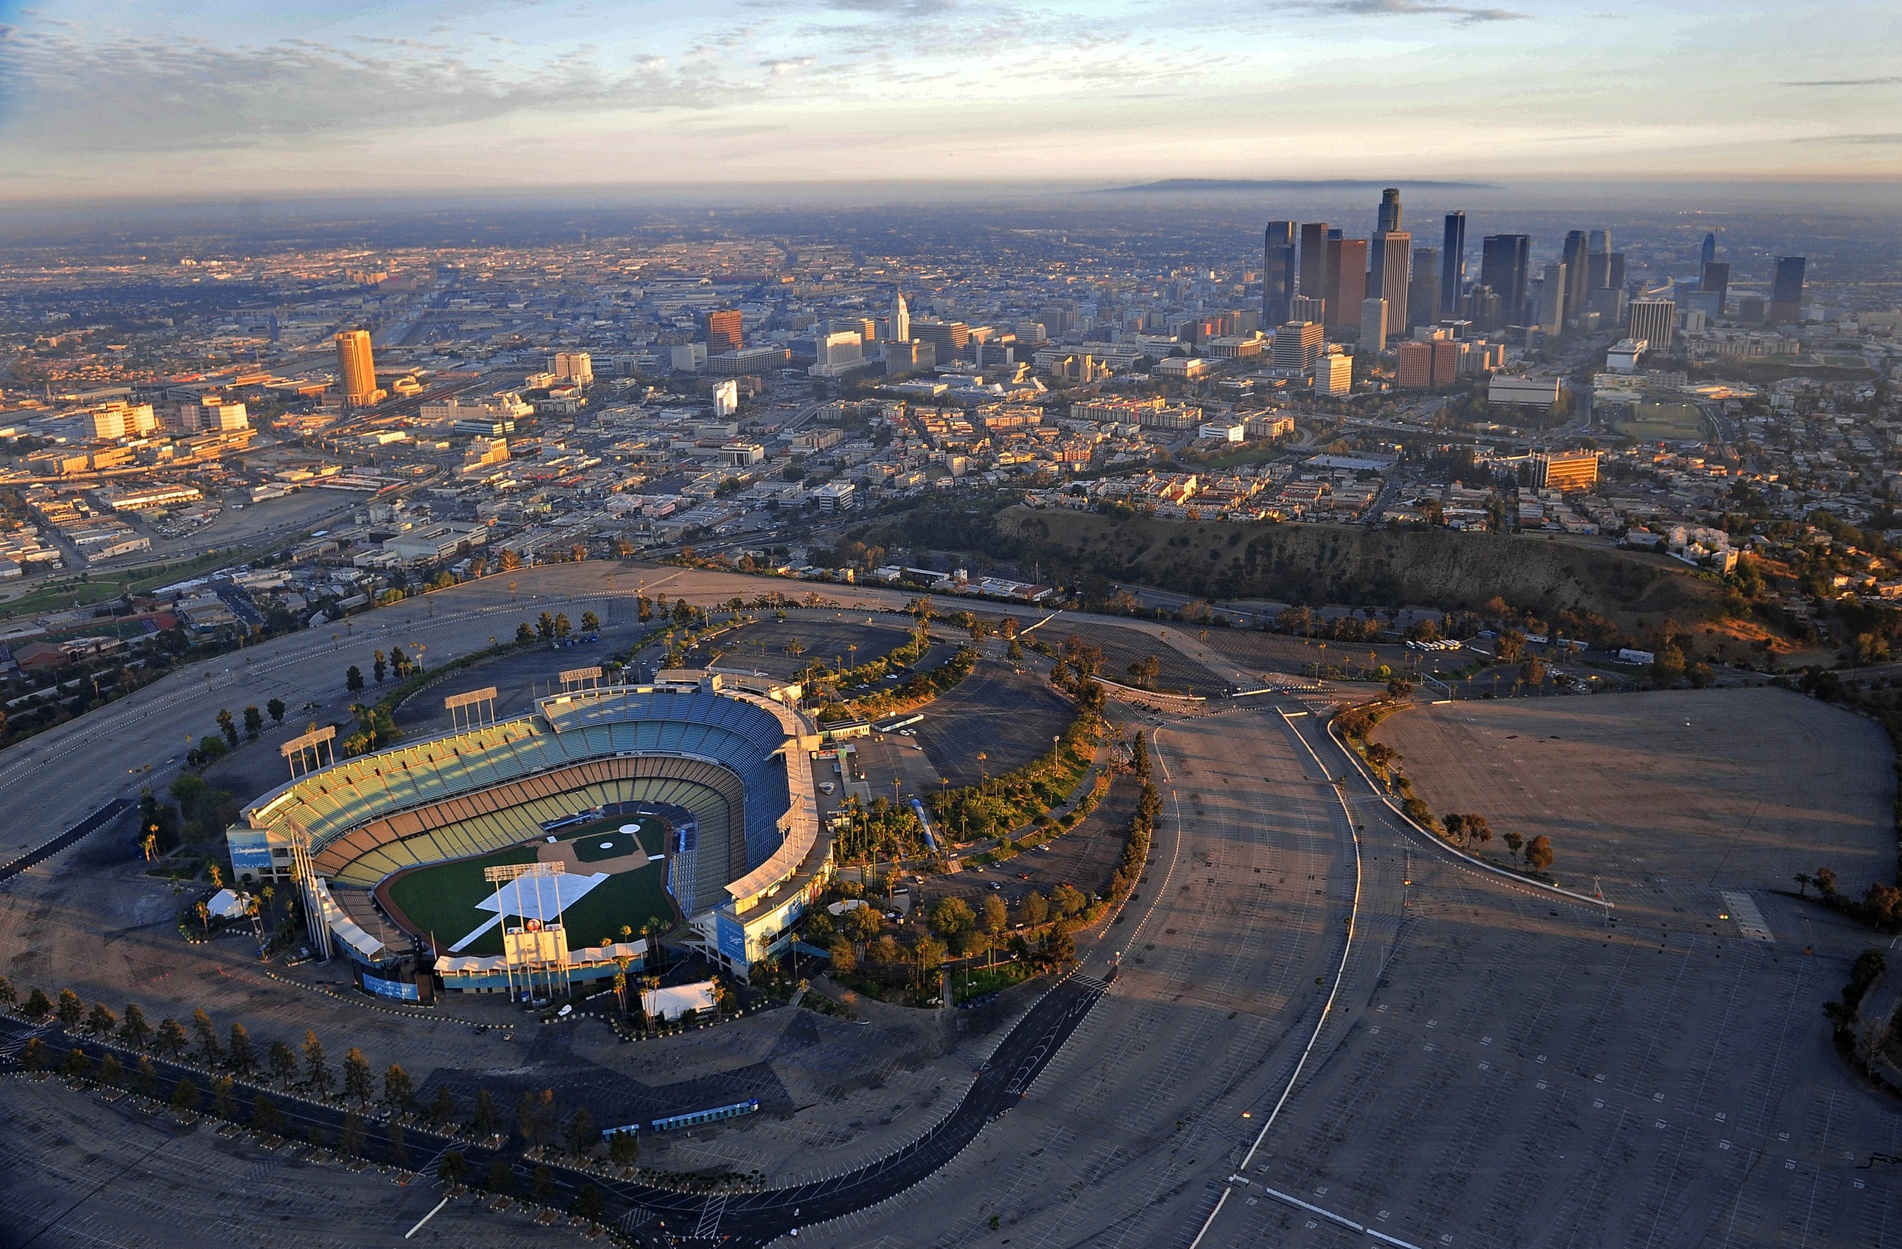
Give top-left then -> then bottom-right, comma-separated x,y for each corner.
1329,239 -> 1367,333
1360,298 -> 1388,353
1699,262 -> 1731,315
1375,231 -> 1411,332
1586,229 -> 1613,292
1769,256 -> 1806,324
1376,187 -> 1403,235
1628,298 -> 1677,349
1263,222 -> 1297,328
1479,235 -> 1530,327
1562,230 -> 1590,323
1440,212 -> 1466,315
891,291 -> 911,344
334,330 -> 379,406
1701,232 -> 1717,270
1537,262 -> 1568,335
1298,222 -> 1331,303
1408,247 -> 1441,333
1272,321 -> 1326,371
707,309 -> 744,354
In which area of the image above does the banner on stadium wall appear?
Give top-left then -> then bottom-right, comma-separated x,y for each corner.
228,833 -> 275,874
716,912 -> 747,966
358,970 -> 421,1002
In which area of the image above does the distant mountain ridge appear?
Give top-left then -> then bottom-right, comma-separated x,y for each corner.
1097,178 -> 1499,193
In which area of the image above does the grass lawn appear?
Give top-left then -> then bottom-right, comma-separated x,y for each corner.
0,548 -> 253,621
950,960 -> 1038,1002
1616,401 -> 1705,443
385,821 -> 677,956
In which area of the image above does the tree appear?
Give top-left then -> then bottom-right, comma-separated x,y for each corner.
191,1008 -> 221,1063
267,1039 -> 297,1086
566,1107 -> 598,1159
0,975 -> 12,1009
373,650 -> 387,683
1795,872 -> 1812,899
430,1085 -> 457,1127
1503,829 -> 1524,856
23,987 -> 53,1019
1022,891 -> 1049,928
531,1165 -> 556,1205
485,1159 -> 515,1196
170,1076 -> 201,1116
928,896 -> 975,939
1650,645 -> 1686,688
117,1001 -> 150,1048
61,1046 -> 92,1082
1524,835 -> 1555,872
472,1088 -> 501,1138
383,1062 -> 415,1111
337,1111 -> 367,1156
134,1056 -> 159,1097
343,1048 -> 374,1102
19,1037 -> 47,1072
155,1016 -> 188,1059
573,1183 -> 605,1222
251,1093 -> 283,1135
56,988 -> 84,1027
438,1150 -> 468,1190
86,1001 -> 117,1037
303,1031 -> 331,1097
1519,655 -> 1546,687
553,612 -> 572,641
581,610 -> 600,632
609,1127 -> 639,1170
518,1088 -> 555,1151
266,698 -> 286,726
227,1022 -> 255,1074
216,708 -> 239,749
345,665 -> 365,692
98,1052 -> 124,1089
515,622 -> 535,646
212,1075 -> 237,1120
1816,866 -> 1840,899
536,611 -> 556,643
243,705 -> 263,741
1049,883 -> 1087,918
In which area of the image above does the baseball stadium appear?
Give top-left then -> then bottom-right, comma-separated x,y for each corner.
224,671 -> 829,1002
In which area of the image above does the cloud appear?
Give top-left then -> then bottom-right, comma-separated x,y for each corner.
1783,76 -> 1902,88
760,55 -> 815,75
0,28 -> 717,152
799,0 -> 959,12
1305,0 -> 1528,23
1816,132 -> 1902,144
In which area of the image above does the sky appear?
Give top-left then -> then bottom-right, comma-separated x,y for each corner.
0,0 -> 1897,201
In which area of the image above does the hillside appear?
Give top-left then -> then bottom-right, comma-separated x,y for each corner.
989,506 -> 1731,633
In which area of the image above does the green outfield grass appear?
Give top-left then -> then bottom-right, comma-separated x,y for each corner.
384,818 -> 676,956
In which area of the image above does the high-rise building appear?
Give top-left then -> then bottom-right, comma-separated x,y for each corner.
1408,247 -> 1441,333
1769,256 -> 1806,324
1313,347 -> 1353,397
1537,262 -> 1568,335
1374,230 -> 1411,332
1263,222 -> 1297,328
1290,294 -> 1326,323
1608,253 -> 1627,291
1586,229 -> 1613,292
1298,222 -> 1330,301
334,330 -> 379,407
1628,298 -> 1677,349
1360,298 -> 1389,353
1271,321 -> 1325,371
1562,231 -> 1590,323
1376,187 -> 1403,235
707,309 -> 744,355
551,351 -> 593,386
1701,232 -> 1717,271
1479,235 -> 1530,327
1699,262 -> 1731,315
1329,239 -> 1367,332
1396,341 -> 1434,388
891,292 -> 911,344
1440,213 -> 1466,315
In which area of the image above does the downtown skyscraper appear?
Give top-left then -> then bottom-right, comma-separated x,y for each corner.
1263,221 -> 1296,328
1440,212 -> 1466,316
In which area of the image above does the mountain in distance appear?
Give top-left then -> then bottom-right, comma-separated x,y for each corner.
1096,178 -> 1500,193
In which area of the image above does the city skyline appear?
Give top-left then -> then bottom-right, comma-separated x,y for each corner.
0,1 -> 1899,200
